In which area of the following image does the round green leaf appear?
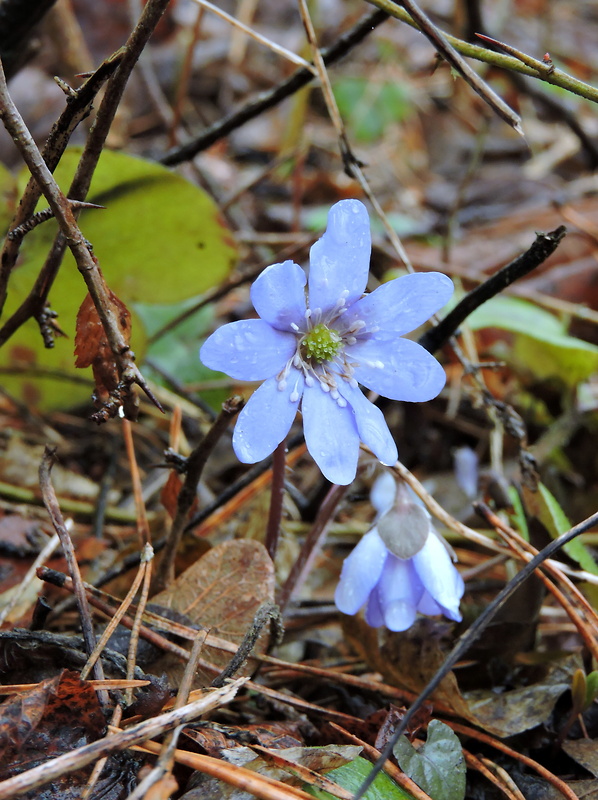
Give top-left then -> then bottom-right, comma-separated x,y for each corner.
0,148 -> 237,410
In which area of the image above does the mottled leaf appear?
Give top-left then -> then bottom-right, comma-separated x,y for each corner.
393,720 -> 466,800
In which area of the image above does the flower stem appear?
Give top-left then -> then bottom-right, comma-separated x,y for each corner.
264,440 -> 287,560
277,482 -> 347,612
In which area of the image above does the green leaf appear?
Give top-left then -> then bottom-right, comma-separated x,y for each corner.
393,720 -> 466,800
304,756 -> 415,800
468,296 -> 598,388
0,148 -> 237,410
334,77 -> 414,143
585,671 -> 598,710
507,485 -> 529,542
525,483 -> 598,575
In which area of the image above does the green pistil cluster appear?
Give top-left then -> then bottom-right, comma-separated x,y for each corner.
303,323 -> 342,363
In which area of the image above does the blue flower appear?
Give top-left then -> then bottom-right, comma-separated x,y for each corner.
335,473 -> 464,631
200,200 -> 453,485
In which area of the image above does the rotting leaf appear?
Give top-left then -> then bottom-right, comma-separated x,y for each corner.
0,669 -> 105,779
343,617 -> 582,738
150,540 -> 275,686
393,720 -> 466,800
74,289 -> 132,407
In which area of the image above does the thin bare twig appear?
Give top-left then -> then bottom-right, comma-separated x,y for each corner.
38,447 -> 107,696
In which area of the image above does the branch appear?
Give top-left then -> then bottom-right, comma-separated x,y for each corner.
366,0 -> 598,105
159,8 -> 390,166
0,57 -> 160,418
418,226 -> 567,354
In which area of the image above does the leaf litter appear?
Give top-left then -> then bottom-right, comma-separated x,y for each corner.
0,1 -> 598,799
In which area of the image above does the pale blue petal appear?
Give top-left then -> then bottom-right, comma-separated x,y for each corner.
412,534 -> 464,621
378,557 -> 422,632
365,585 -> 385,627
335,529 -> 388,615
340,272 -> 454,336
337,381 -> 398,466
308,200 -> 371,314
200,320 -> 295,381
250,261 -> 307,331
347,335 -> 447,402
370,472 -> 397,518
417,592 -> 444,617
302,383 -> 361,484
232,374 -> 304,462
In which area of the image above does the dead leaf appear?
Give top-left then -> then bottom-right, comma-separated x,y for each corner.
74,289 -> 131,403
150,540 -> 275,686
0,669 -> 105,780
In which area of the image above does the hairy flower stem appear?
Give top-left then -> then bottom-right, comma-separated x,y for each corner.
264,440 -> 287,560
277,482 -> 347,613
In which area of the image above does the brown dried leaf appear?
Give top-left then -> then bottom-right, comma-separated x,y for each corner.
151,540 -> 275,686
74,289 -> 131,402
0,669 -> 105,779
160,471 -> 184,519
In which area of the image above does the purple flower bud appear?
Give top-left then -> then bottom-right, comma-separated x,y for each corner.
335,474 -> 464,631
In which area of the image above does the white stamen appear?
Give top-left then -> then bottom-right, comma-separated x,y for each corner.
289,381 -> 300,402
290,322 -> 300,331
305,375 -> 314,387
337,397 -> 347,408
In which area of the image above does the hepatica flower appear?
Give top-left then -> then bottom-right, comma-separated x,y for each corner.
335,472 -> 464,631
200,200 -> 453,485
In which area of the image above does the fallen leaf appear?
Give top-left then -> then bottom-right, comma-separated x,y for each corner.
150,540 -> 275,686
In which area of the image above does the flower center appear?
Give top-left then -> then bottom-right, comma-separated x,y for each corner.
302,323 -> 342,364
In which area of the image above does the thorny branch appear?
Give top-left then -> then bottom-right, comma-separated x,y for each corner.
0,57 -> 161,419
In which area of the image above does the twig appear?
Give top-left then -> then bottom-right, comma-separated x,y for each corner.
38,447 -> 107,696
264,441 -> 287,560
80,543 -> 154,681
6,201 -> 105,242
0,57 -> 161,419
189,0 -> 317,73
154,396 -> 244,590
0,679 -> 247,800
366,0 -> 598,105
353,508 -> 598,799
398,0 -> 522,133
122,419 -> 152,547
159,8 -> 390,166
419,226 -> 567,354
127,628 -> 209,800
0,532 -> 60,626
0,49 -> 123,319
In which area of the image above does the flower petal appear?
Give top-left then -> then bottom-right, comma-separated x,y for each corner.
340,272 -> 454,336
302,383 -> 360,484
335,529 -> 388,615
337,381 -> 398,466
250,261 -> 307,331
365,585 -> 385,627
347,335 -> 447,402
232,374 -> 304,462
308,199 -> 371,314
412,533 -> 464,621
377,556 -> 422,632
200,320 -> 295,381
370,471 -> 397,518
